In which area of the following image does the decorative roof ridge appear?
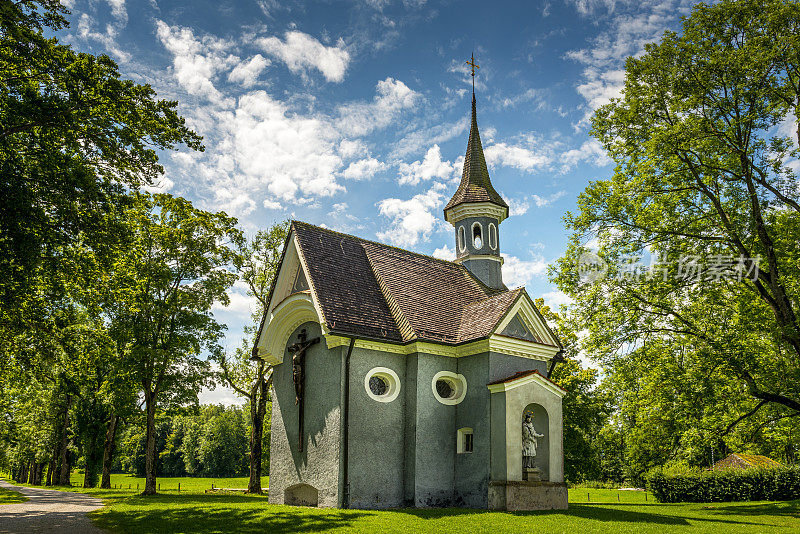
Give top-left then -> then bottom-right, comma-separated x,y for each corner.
291,220 -> 480,270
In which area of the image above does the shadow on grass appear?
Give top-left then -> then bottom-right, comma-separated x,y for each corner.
704,500 -> 800,518
399,503 -> 778,527
93,494 -> 374,534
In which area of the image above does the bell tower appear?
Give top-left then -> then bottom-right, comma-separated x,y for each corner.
444,56 -> 509,289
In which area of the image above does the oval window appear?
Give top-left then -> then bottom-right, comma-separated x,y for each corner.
472,223 -> 483,250
364,367 -> 400,402
431,371 -> 467,405
489,223 -> 497,250
458,226 -> 466,252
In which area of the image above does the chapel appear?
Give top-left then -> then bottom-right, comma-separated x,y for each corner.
254,90 -> 568,511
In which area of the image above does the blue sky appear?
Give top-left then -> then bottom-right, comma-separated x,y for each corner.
57,0 -> 701,402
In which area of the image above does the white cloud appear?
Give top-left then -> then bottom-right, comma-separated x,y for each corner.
336,77 -> 419,136
531,190 -> 566,207
338,139 -> 369,158
432,243 -> 455,260
212,282 -> 258,319
505,197 -> 530,216
228,54 -> 270,88
376,184 -> 445,247
339,157 -> 387,180
566,0 -> 626,16
258,31 -> 350,82
398,145 -> 458,186
561,139 -> 612,170
156,21 -> 236,106
75,1 -> 130,63
541,289 -> 573,309
392,119 -> 467,159
500,88 -> 547,110
502,253 -> 549,287
485,141 -> 552,173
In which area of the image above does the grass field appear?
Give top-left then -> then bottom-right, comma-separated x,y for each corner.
0,485 -> 28,504
5,474 -> 799,533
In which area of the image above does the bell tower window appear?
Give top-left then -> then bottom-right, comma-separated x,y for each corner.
488,223 -> 497,250
458,225 -> 466,252
472,222 -> 483,250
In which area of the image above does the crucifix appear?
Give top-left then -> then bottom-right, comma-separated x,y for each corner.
466,53 -> 479,92
288,328 -> 319,452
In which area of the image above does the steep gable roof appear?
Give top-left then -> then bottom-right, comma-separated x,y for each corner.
288,221 -> 549,346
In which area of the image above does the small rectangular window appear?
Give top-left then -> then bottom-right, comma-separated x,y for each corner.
457,427 -> 473,453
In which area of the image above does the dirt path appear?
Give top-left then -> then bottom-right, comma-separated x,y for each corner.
0,479 -> 104,533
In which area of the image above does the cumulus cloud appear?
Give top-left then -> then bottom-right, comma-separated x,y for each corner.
432,243 -> 455,261
392,120 -> 467,159
398,145 -> 458,186
484,141 -> 552,173
75,1 -> 130,62
505,197 -> 530,216
258,31 -> 350,82
561,139 -> 612,170
541,289 -> 573,309
156,21 -> 236,106
336,77 -> 419,136
376,184 -> 445,247
339,157 -> 387,180
228,54 -> 270,88
531,190 -> 567,207
502,252 -> 549,287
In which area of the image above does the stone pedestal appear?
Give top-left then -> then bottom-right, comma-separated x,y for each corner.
488,480 -> 568,511
523,467 -> 543,481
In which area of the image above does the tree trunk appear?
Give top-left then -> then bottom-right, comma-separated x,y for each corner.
57,394 -> 72,485
143,391 -> 158,495
46,456 -> 55,486
100,414 -> 119,489
247,377 -> 268,494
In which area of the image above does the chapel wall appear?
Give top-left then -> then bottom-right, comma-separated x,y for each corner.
453,352 -> 490,508
268,321 -> 342,508
488,352 -> 547,383
411,352 -> 458,507
346,346 -> 406,509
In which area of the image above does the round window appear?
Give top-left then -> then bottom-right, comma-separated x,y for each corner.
435,378 -> 455,399
431,371 -> 467,405
369,375 -> 388,396
364,367 -> 400,403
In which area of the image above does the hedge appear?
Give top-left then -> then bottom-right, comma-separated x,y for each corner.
647,466 -> 800,503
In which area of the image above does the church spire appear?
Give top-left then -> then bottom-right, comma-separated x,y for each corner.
444,74 -> 509,220
444,56 -> 508,290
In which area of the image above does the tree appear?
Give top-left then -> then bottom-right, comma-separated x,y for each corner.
0,0 -> 202,333
107,193 -> 241,495
217,222 -> 289,493
552,0 -> 800,441
536,299 -> 611,483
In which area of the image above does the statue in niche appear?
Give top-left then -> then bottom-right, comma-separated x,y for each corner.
522,412 -> 544,469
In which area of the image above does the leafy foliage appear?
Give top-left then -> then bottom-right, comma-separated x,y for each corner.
648,467 -> 800,503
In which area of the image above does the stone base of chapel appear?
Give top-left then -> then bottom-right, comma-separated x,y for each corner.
488,480 -> 568,511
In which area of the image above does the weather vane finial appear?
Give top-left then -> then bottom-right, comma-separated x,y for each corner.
466,52 -> 479,93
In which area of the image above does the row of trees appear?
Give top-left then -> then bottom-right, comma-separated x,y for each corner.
548,0 -> 800,484
0,1 -> 285,495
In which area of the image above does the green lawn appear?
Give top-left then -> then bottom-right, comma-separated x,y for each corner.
0,485 -> 28,504
6,474 -> 800,533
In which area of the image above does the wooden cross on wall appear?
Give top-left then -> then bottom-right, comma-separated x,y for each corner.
289,328 -> 319,452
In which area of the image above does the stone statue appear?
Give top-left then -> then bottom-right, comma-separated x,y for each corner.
522,412 -> 544,469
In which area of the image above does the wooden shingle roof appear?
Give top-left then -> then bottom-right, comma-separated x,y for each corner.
292,221 -> 527,345
444,93 -> 509,214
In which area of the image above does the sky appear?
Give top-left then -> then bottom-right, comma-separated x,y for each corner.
56,0 -> 703,403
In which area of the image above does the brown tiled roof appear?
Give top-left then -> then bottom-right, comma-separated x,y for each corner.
711,454 -> 781,471
444,94 -> 509,214
487,370 -> 567,392
291,221 -> 522,345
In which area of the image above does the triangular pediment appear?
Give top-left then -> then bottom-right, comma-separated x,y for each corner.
493,291 -> 560,349
500,314 -> 537,342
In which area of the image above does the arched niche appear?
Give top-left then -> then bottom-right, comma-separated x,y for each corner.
284,483 -> 319,506
522,403 -> 549,481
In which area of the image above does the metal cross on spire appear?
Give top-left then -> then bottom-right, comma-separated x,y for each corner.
466,53 -> 479,93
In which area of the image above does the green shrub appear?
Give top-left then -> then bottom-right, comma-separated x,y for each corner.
647,466 -> 800,503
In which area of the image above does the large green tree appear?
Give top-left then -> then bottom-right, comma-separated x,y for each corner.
553,0 -> 800,447
0,0 -> 201,332
217,222 -> 289,493
108,193 -> 241,495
